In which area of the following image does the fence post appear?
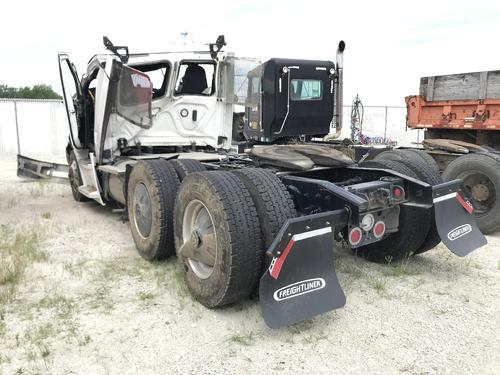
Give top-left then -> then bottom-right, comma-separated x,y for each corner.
383,106 -> 388,139
14,100 -> 21,155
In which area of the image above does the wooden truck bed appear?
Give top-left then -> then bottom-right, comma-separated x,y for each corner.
406,70 -> 500,131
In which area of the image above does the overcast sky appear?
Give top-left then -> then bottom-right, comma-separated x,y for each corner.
2,0 -> 500,106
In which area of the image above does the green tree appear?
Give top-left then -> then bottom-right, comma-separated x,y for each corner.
0,84 -> 62,99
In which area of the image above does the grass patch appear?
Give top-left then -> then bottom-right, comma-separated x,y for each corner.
63,259 -> 88,277
382,257 -> 422,278
41,212 -> 52,220
86,285 -> 114,313
7,197 -> 19,208
0,226 -> 47,287
25,323 -> 57,344
288,320 -> 314,335
138,291 -> 155,301
33,295 -> 76,320
28,180 -> 52,198
368,277 -> 388,297
227,331 -> 257,346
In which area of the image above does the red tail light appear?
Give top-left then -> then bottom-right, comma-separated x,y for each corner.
392,185 -> 405,200
373,221 -> 386,239
393,185 -> 404,200
349,227 -> 363,246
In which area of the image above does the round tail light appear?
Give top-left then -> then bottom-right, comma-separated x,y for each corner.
393,185 -> 405,200
349,227 -> 363,246
373,221 -> 386,239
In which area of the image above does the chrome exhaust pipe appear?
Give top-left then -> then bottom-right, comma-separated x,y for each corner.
324,40 -> 345,141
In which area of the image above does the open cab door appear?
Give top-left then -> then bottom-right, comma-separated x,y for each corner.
94,57 -> 153,164
17,55 -> 85,184
58,53 -> 105,205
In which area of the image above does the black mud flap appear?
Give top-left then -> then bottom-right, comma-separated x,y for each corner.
433,180 -> 487,256
259,210 -> 348,329
17,154 -> 69,183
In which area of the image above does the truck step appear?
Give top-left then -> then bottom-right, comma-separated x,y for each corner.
77,185 -> 100,199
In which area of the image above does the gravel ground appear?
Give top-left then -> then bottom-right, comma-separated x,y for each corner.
0,156 -> 499,375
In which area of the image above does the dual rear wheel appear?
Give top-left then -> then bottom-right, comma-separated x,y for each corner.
127,160 -> 296,307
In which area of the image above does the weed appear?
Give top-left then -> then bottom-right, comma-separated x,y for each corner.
33,295 -> 76,320
25,323 -> 56,344
86,285 -> 114,313
28,180 -> 53,198
63,259 -> 88,276
0,311 -> 5,338
0,226 -> 47,287
7,197 -> 19,208
382,256 -> 422,278
138,291 -> 155,301
288,320 -> 314,335
227,331 -> 257,346
302,332 -> 328,345
369,277 -> 387,296
78,334 -> 92,346
41,212 -> 52,219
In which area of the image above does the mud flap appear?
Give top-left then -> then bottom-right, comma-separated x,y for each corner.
433,180 -> 487,256
259,210 -> 348,329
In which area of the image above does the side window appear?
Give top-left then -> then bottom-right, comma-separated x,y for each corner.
290,79 -> 323,101
174,62 -> 215,96
130,62 -> 169,99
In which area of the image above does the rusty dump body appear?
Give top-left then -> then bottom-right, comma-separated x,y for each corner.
406,69 -> 500,131
406,95 -> 500,131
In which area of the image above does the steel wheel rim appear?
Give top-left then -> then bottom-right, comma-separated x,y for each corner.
133,183 -> 153,238
458,171 -> 496,216
182,199 -> 217,279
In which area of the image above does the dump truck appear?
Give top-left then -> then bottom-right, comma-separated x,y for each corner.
404,70 -> 500,234
17,37 -> 486,328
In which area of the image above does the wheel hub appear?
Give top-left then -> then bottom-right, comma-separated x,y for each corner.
181,200 -> 217,279
471,183 -> 490,202
133,183 -> 153,238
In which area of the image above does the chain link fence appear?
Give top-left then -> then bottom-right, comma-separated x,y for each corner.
0,99 -> 422,159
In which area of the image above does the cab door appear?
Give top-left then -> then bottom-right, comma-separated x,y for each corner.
58,54 -> 84,149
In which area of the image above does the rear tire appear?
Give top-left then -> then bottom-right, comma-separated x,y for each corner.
169,159 -> 207,181
127,160 -> 180,261
357,160 -> 431,262
233,168 -> 296,248
174,171 -> 263,307
375,149 -> 443,254
443,153 -> 500,234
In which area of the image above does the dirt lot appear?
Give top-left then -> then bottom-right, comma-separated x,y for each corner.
0,156 -> 499,375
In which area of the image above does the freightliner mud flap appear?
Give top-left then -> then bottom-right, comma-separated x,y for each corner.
17,154 -> 68,183
259,210 -> 348,329
433,180 -> 487,256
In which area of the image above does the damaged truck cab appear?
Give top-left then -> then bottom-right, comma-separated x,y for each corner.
21,36 -> 487,328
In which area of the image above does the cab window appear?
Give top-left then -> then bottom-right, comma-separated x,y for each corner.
290,79 -> 322,101
174,62 -> 215,96
130,62 -> 169,99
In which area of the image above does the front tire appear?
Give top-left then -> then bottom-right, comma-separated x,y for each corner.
68,151 -> 90,202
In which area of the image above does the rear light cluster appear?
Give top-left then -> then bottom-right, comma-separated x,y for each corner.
348,214 -> 386,246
